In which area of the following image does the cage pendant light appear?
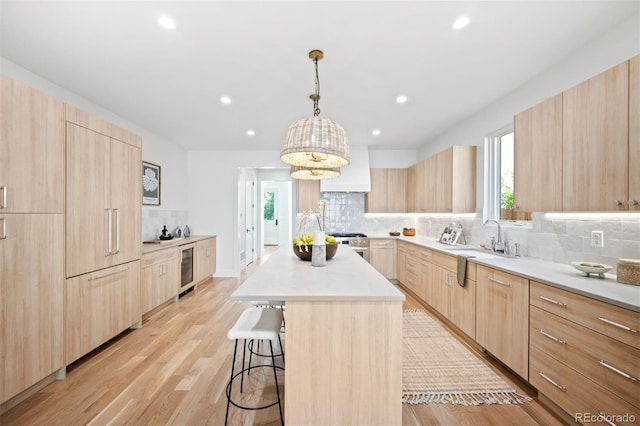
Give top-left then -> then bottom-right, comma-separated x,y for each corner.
280,50 -> 350,171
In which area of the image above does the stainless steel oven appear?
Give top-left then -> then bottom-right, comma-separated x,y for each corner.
329,233 -> 370,262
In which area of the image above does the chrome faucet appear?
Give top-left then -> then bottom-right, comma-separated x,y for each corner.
483,219 -> 504,253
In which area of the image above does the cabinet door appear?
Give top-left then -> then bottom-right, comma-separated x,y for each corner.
406,165 -> 417,212
65,261 -> 141,364
296,180 -> 321,212
110,138 -> 141,266
0,76 -> 64,214
563,61 -> 629,211
514,95 -> 563,213
448,277 -> 475,339
0,213 -> 64,403
365,169 -> 387,213
196,238 -> 216,283
421,156 -> 436,212
141,249 -> 179,314
434,148 -> 453,212
430,265 -> 450,316
476,265 -> 529,379
369,240 -> 396,279
630,55 -> 640,210
66,123 -> 111,277
386,169 -> 407,212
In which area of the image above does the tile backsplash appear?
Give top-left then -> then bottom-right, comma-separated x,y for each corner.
142,209 -> 189,241
311,193 -> 640,274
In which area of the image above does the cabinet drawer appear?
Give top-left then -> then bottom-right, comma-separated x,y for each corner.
531,281 -> 640,350
370,239 -> 396,249
531,306 -> 640,408
530,346 -> 638,424
142,246 -> 179,267
432,253 -> 476,280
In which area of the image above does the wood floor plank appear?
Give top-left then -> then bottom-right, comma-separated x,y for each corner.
1,248 -> 566,425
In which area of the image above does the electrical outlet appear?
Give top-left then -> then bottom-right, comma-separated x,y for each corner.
591,230 -> 604,248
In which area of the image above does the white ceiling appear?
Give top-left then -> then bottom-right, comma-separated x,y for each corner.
1,1 -> 637,152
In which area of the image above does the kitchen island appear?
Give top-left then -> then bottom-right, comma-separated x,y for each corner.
231,245 -> 405,426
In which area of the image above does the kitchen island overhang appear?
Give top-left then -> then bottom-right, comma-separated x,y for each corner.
231,245 -> 405,426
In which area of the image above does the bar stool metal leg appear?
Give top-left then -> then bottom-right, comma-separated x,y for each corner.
270,340 -> 284,426
224,339 -> 239,426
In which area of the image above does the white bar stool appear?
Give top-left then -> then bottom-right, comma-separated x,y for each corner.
225,307 -> 284,426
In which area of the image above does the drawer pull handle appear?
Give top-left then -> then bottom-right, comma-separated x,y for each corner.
538,371 -> 566,391
87,266 -> 130,281
0,186 -> 6,209
488,277 -> 510,287
599,360 -> 639,382
598,317 -> 638,334
599,412 -> 618,426
539,329 -> 566,344
539,295 -> 567,307
0,218 -> 6,240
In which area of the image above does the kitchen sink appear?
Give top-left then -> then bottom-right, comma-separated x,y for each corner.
445,247 -> 516,260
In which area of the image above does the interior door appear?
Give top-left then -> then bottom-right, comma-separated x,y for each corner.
263,188 -> 279,245
245,180 -> 255,265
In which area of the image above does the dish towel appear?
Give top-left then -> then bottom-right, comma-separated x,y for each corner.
456,254 -> 475,286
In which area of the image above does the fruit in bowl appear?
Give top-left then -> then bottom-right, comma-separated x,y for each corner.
292,234 -> 338,261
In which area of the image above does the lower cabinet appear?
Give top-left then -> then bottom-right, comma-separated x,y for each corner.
530,281 -> 640,418
398,242 -> 431,302
430,253 -> 476,339
369,238 -> 396,279
195,237 -> 216,283
476,265 -> 529,380
141,247 -> 179,314
65,261 -> 141,365
1,214 -> 64,403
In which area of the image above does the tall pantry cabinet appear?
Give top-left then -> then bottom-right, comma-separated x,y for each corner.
64,105 -> 142,364
0,76 -> 65,403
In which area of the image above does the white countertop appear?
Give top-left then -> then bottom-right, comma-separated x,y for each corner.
231,245 -> 406,302
371,234 -> 640,312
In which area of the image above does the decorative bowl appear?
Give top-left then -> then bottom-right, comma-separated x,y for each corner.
293,243 -> 338,261
571,261 -> 612,278
402,228 -> 416,236
159,234 -> 174,240
389,231 -> 401,236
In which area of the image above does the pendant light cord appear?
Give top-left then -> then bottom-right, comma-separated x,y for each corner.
313,58 -> 321,116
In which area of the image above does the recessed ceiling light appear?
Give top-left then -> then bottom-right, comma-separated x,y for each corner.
396,95 -> 408,104
372,129 -> 381,136
158,15 -> 176,30
247,129 -> 255,136
220,96 -> 232,104
453,16 -> 470,30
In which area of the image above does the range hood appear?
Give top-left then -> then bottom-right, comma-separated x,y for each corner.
320,146 -> 371,192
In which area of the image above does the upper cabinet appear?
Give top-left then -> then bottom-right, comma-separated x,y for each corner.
562,61 -> 629,211
412,146 -> 476,213
513,94 -> 563,215
365,168 -> 407,213
629,55 -> 640,210
296,179 -> 321,212
0,75 -> 65,213
65,106 -> 142,278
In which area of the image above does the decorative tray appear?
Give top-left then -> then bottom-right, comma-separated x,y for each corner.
571,261 -> 612,278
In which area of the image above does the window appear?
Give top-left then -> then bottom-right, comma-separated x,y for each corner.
263,191 -> 275,220
484,126 -> 514,221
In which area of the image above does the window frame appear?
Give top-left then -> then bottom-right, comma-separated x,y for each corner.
483,124 -> 514,222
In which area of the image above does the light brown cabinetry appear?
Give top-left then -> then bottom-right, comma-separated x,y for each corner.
630,55 -> 640,210
296,180 -> 321,212
476,265 -> 529,379
65,119 -> 142,278
0,75 -> 65,214
0,214 -> 64,403
406,146 -> 476,213
430,253 -> 476,339
513,94 -> 563,215
562,61 -> 629,211
397,242 -> 431,302
141,248 -> 179,314
529,281 -> 640,419
195,237 -> 217,283
369,238 -> 396,279
0,77 -> 65,404
366,169 -> 407,213
65,261 -> 141,365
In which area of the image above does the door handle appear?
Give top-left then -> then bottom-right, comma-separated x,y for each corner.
275,219 -> 278,226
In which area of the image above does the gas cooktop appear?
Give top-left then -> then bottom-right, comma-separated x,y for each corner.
328,233 -> 367,238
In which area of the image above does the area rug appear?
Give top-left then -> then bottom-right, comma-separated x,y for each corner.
402,309 -> 532,406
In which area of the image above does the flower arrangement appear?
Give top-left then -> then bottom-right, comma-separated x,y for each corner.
293,200 -> 336,253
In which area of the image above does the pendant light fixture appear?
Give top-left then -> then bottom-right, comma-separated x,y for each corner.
290,165 -> 341,180
281,50 -> 350,174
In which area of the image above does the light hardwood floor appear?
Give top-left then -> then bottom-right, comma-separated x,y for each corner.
1,249 -> 566,425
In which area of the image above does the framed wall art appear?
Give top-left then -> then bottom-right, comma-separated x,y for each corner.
142,161 -> 161,205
